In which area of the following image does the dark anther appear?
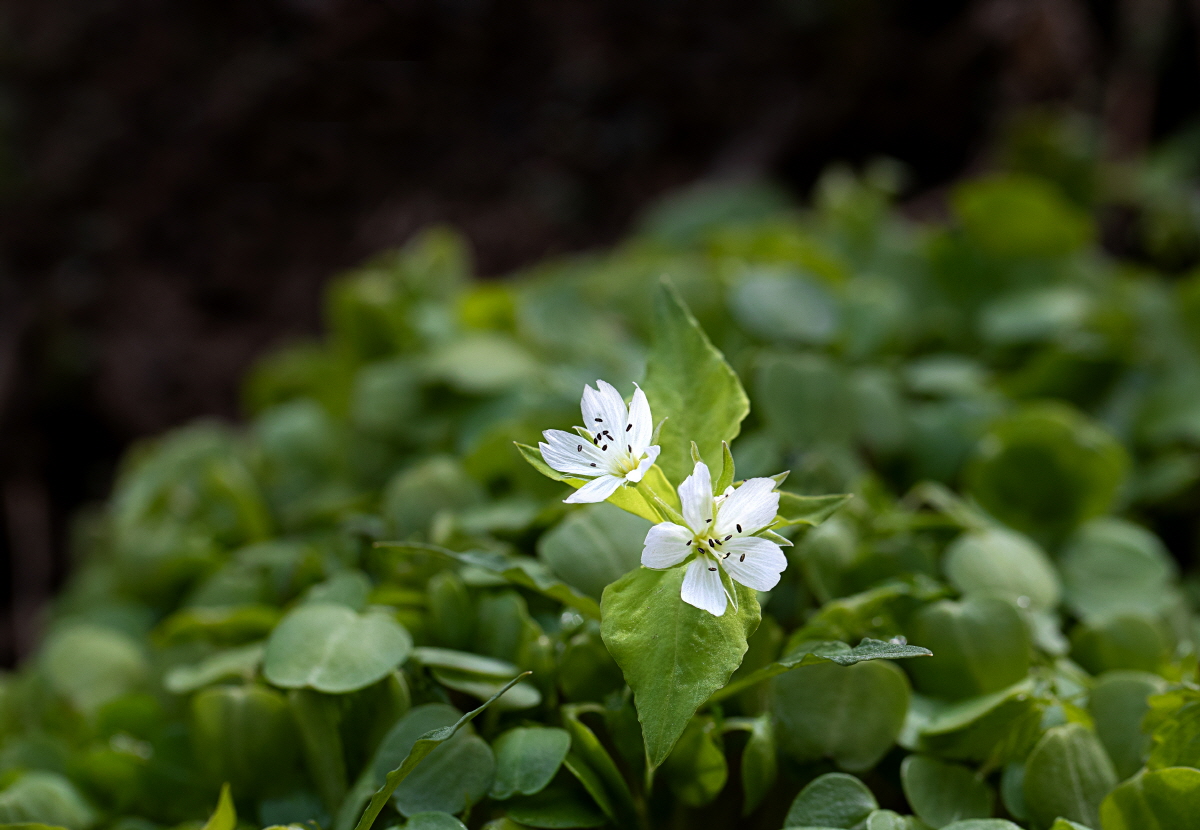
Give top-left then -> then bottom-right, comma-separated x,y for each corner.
739,554 -> 746,562
736,524 -> 742,533
590,463 -> 597,467
577,444 -> 582,451
595,418 -> 602,422
724,535 -> 732,541
686,540 -> 692,546
626,424 -> 632,431
708,567 -> 717,572
627,444 -> 632,453
602,445 -> 608,451
708,539 -> 716,548
705,518 -> 712,523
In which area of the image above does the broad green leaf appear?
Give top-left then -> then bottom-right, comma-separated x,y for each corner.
1069,615 -> 1171,675
771,660 -> 910,771
1099,766 -> 1200,830
709,637 -> 931,704
740,715 -> 777,816
155,604 -> 282,646
404,813 -> 469,830
40,625 -> 147,714
202,784 -> 235,830
866,810 -> 927,830
1059,518 -> 1178,622
191,685 -> 301,796
774,491 -> 854,528
912,679 -> 1045,765
728,268 -> 840,344
164,643 -> 264,694
377,542 -> 601,620
900,755 -> 993,828
263,603 -> 412,694
289,689 -> 348,812
503,784 -> 607,828
784,772 -> 877,828
661,716 -> 727,807
0,773 -> 96,830
600,566 -> 760,767
536,503 -> 651,599
642,279 -> 750,483
1023,724 -> 1116,830
942,527 -> 1060,611
346,676 -> 525,830
490,727 -> 571,800
906,598 -> 1031,701
965,403 -> 1128,543
1089,671 -> 1166,779
1147,701 -> 1200,770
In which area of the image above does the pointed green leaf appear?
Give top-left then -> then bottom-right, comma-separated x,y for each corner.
775,492 -> 853,527
642,279 -> 749,484
203,784 -> 236,830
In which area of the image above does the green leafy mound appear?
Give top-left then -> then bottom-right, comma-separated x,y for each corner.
7,146 -> 1200,830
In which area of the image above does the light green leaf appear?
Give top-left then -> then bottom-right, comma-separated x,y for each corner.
772,660 -> 910,772
912,679 -> 1045,765
263,603 -> 412,694
202,784 -> 235,830
642,278 -> 749,484
942,527 -> 1060,611
1023,724 -> 1116,830
1089,671 -> 1166,779
537,503 -> 651,599
709,637 -> 931,704
164,643 -> 264,694
906,598 -> 1031,701
413,648 -> 541,710
377,542 -> 601,620
784,772 -> 877,828
1049,820 -> 1093,830
347,675 -> 526,830
490,727 -> 571,800
1059,518 -> 1178,623
404,813 -> 468,830
1147,701 -> 1200,770
740,715 -> 777,816
774,492 -> 854,528
1070,615 -> 1171,676
939,822 -> 1020,830
0,773 -> 96,830
600,566 -> 760,768
41,625 -> 147,714
900,755 -> 993,828
1099,766 -> 1200,830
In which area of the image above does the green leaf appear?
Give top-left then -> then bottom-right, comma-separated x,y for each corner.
942,527 -> 1060,611
661,716 -> 727,808
1049,820 -> 1093,830
560,707 -> 638,827
377,542 -> 601,620
1059,518 -> 1178,623
191,685 -> 302,796
40,625 -> 148,715
289,689 -> 348,812
490,727 -> 571,800
714,441 -> 736,494
1069,615 -> 1171,676
774,492 -> 854,528
784,772 -> 877,828
771,660 -> 910,772
0,773 -> 96,830
404,813 -> 469,830
202,784 -> 236,830
536,503 -> 651,599
1147,701 -> 1200,770
348,675 -> 526,830
1099,766 -> 1200,830
939,822 -> 1021,830
906,597 -> 1031,701
912,679 -> 1045,765
900,755 -> 993,828
164,643 -> 264,694
263,603 -> 412,694
600,566 -> 760,768
413,648 -> 542,710
642,278 -> 750,484
1089,671 -> 1166,779
503,784 -> 607,828
1023,724 -> 1116,830
709,637 -> 931,704
740,715 -> 777,816
865,810 -> 927,830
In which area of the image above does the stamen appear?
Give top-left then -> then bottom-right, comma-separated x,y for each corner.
626,424 -> 632,431
686,540 -> 692,546
627,444 -> 632,453
708,566 -> 717,572
601,445 -> 608,451
590,463 -> 597,467
708,539 -> 716,548
736,524 -> 742,533
577,444 -> 582,451
724,535 -> 732,541
595,418 -> 602,422
739,553 -> 746,562
705,519 -> 712,524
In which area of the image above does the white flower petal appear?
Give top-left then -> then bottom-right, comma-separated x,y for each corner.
719,536 -> 788,591
564,474 -> 625,504
681,557 -> 727,616
624,444 -> 660,483
540,430 -> 610,476
626,384 -> 653,454
641,523 -> 694,568
715,477 -> 780,537
582,380 -> 628,436
679,461 -> 714,533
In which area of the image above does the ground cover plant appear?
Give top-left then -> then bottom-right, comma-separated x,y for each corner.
7,127 -> 1200,830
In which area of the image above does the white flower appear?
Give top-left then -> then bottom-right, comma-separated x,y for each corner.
539,380 -> 661,504
640,461 -> 787,616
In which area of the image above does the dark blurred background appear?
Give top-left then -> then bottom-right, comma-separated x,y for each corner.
1,0 -> 1199,663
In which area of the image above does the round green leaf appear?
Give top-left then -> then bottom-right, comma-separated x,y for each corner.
771,660 -> 910,771
784,772 -> 877,828
0,772 -> 96,830
536,503 -> 650,599
965,403 -> 1128,542
1089,671 -> 1166,779
900,755 -> 993,828
942,527 -> 1060,611
906,597 -> 1031,701
403,813 -> 468,830
263,603 -> 412,694
1023,724 -> 1116,830
1069,615 -> 1171,675
1100,766 -> 1200,830
490,727 -> 571,800
41,625 -> 147,714
1059,518 -> 1178,623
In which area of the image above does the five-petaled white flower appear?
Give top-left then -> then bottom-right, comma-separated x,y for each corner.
539,380 -> 661,504
641,461 -> 787,616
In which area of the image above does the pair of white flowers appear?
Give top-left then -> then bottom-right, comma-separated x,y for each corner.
539,380 -> 787,616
